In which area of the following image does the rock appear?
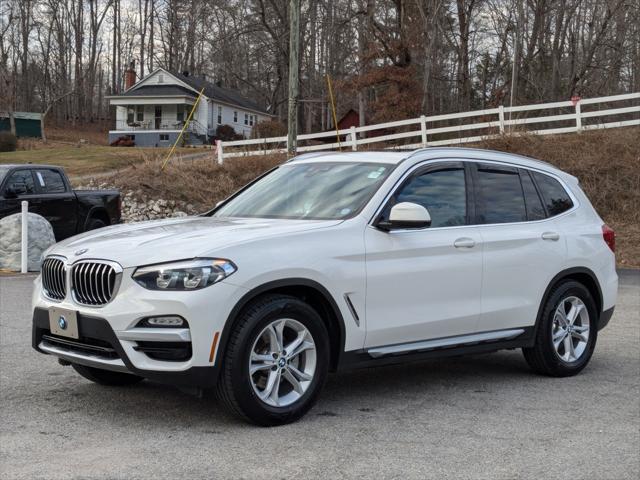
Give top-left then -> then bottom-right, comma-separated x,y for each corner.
172,211 -> 188,217
0,213 -> 56,272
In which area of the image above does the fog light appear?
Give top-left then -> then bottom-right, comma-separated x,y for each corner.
141,316 -> 185,328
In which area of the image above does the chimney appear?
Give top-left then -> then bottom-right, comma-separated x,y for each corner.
124,61 -> 136,90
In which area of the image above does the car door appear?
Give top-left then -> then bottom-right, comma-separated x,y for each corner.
364,161 -> 483,348
472,162 -> 568,332
0,169 -> 38,218
33,168 -> 77,240
0,169 -> 39,219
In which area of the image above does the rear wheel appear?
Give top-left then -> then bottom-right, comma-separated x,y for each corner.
523,280 -> 598,377
72,364 -> 144,386
216,294 -> 330,426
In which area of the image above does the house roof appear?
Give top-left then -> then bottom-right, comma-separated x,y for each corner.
0,111 -> 42,120
120,85 -> 196,97
110,68 -> 272,116
172,72 -> 270,115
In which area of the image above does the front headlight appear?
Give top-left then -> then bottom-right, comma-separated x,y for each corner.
132,258 -> 237,291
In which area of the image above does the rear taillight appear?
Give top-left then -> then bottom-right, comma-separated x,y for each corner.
602,224 -> 615,253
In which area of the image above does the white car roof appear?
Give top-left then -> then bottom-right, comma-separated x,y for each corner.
290,147 -> 575,182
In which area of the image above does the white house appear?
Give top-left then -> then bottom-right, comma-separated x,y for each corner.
106,67 -> 273,147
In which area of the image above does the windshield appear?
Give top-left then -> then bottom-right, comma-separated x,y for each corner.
213,162 -> 393,220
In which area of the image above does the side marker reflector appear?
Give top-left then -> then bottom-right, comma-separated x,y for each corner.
209,331 -> 220,363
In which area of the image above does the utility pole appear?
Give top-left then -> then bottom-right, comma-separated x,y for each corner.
287,0 -> 300,156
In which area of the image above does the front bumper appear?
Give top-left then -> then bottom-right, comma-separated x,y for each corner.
31,269 -> 248,387
32,308 -> 218,387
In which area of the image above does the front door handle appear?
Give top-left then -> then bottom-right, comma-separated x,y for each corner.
541,231 -> 560,241
454,237 -> 476,249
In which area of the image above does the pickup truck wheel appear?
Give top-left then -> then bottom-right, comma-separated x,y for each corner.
522,280 -> 598,377
85,218 -> 107,231
71,364 -> 144,386
216,294 -> 330,426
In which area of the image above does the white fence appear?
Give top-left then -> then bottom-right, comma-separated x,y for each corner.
216,92 -> 640,164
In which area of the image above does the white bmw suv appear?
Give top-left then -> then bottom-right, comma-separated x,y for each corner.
32,148 -> 618,425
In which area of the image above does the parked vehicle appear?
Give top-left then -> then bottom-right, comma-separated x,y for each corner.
31,148 -> 617,426
0,164 -> 120,241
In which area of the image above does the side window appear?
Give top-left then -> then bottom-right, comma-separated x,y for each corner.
532,172 -> 574,216
392,168 -> 467,227
35,169 -> 66,193
520,170 -> 546,220
476,166 -> 526,224
4,170 -> 36,195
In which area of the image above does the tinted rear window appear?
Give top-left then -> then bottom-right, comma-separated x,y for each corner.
532,172 -> 573,216
476,167 -> 526,224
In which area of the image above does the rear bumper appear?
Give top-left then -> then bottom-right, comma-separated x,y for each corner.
598,306 -> 615,331
32,308 -> 219,387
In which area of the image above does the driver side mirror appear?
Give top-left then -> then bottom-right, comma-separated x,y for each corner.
4,184 -> 25,198
377,202 -> 432,231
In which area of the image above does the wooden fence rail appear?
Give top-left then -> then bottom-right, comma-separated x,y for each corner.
216,92 -> 640,164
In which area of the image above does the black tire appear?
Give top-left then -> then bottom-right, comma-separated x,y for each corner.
85,217 -> 107,231
72,364 -> 144,386
216,294 -> 330,426
523,280 -> 598,377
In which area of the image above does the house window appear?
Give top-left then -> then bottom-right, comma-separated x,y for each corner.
217,106 -> 222,124
233,111 -> 238,123
244,113 -> 249,125
127,106 -> 144,124
158,74 -> 164,83
177,105 -> 185,122
249,115 -> 254,126
159,134 -> 169,141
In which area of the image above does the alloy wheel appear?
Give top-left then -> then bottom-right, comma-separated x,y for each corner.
551,296 -> 590,363
249,318 -> 317,407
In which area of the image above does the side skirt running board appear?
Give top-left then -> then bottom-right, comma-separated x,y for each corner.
367,329 -> 525,359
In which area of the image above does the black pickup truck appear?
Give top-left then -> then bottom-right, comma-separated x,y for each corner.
0,164 -> 121,241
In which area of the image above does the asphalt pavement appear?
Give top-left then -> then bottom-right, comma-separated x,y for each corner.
1,271 -> 638,479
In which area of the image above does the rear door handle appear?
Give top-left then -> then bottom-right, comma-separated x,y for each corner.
454,237 -> 476,249
541,231 -> 560,241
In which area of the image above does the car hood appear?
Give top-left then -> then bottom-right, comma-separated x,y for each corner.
50,216 -> 342,268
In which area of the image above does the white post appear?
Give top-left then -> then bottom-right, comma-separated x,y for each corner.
21,201 -> 28,273
498,105 -> 505,134
420,115 -> 428,147
216,140 -> 224,165
575,101 -> 582,133
350,126 -> 357,151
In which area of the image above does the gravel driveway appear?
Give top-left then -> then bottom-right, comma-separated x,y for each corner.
1,271 -> 638,479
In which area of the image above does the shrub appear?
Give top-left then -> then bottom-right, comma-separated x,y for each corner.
0,132 -> 18,152
252,119 -> 287,139
215,124 -> 243,142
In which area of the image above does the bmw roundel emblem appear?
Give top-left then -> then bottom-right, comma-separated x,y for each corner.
58,316 -> 67,330
75,248 -> 89,256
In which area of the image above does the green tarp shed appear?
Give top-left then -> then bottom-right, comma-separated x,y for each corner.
0,112 -> 42,138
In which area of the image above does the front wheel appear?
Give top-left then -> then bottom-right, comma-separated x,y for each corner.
85,218 -> 107,231
216,294 -> 330,426
523,280 -> 598,377
72,364 -> 144,386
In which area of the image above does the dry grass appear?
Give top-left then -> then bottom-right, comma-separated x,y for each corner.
0,145 -> 201,177
96,127 -> 640,267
